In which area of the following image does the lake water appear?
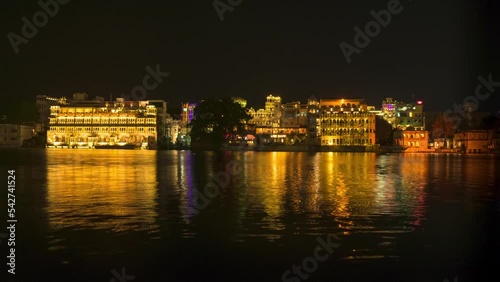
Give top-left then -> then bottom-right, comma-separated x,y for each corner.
1,149 -> 499,281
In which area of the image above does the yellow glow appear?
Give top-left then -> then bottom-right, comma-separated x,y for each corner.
46,150 -> 158,232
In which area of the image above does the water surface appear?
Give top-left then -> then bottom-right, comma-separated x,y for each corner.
1,149 -> 498,281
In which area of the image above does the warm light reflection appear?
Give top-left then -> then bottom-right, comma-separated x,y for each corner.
263,152 -> 286,226
45,150 -> 158,232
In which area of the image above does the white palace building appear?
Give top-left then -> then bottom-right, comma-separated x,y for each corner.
46,96 -> 160,149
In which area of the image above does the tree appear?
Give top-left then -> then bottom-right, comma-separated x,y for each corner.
375,116 -> 393,145
189,97 -> 251,149
431,114 -> 456,139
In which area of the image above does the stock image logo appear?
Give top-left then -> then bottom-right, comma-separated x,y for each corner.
2,0 -> 498,281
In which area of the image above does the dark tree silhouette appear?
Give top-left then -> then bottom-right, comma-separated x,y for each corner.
431,114 -> 456,139
189,97 -> 251,149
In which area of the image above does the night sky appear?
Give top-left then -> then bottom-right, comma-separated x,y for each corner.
1,0 -> 498,117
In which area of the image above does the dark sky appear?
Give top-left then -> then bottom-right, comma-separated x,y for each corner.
1,0 -> 498,115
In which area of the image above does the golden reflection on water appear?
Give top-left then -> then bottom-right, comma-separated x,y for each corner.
45,149 -> 158,233
242,152 -> 431,238
43,149 -> 497,247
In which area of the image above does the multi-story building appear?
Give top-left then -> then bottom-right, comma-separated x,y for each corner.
281,101 -> 308,127
454,130 -> 494,153
393,129 -> 430,152
319,98 -> 376,147
248,94 -> 283,127
165,115 -> 181,143
381,97 -> 398,127
255,126 -> 307,145
307,96 -> 320,139
0,124 -> 34,147
149,100 -> 168,139
247,108 -> 273,127
381,97 -> 424,130
46,97 -> 160,148
181,102 -> 196,124
36,95 -> 68,132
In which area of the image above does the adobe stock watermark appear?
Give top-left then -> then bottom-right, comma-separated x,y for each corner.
7,0 -> 71,54
339,0 -> 408,64
443,73 -> 499,131
109,267 -> 135,282
120,64 -> 170,101
282,234 -> 341,282
213,0 -> 243,22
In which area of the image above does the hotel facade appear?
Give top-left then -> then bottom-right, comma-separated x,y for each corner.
46,97 -> 162,148
319,98 -> 376,148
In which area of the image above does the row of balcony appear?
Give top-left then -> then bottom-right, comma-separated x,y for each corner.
48,127 -> 156,133
49,119 -> 156,125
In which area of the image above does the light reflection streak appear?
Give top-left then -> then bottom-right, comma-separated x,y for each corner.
45,150 -> 158,233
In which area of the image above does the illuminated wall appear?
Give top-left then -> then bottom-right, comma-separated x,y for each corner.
255,126 -> 307,144
381,97 -> 424,130
454,130 -> 494,153
248,94 -> 282,127
319,99 -> 376,146
46,100 -> 157,147
394,130 -> 430,152
181,102 -> 196,123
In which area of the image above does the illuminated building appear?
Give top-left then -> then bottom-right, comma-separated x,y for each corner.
247,107 -> 273,127
165,114 -> 181,143
179,102 -> 195,145
319,98 -> 376,147
255,126 -> 307,145
454,130 -> 494,153
281,101 -> 308,127
381,97 -> 398,126
393,129 -> 430,152
36,94 -> 68,132
381,97 -> 424,130
307,96 -> 320,139
46,97 -> 161,148
181,102 -> 196,123
148,100 -> 168,139
248,94 -> 282,127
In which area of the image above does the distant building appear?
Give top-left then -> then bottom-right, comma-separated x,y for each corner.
148,100 -> 168,139
281,101 -> 308,127
0,124 -> 34,147
255,126 -> 307,145
454,130 -> 494,153
319,98 -> 376,147
36,95 -> 68,132
166,115 -> 181,143
306,96 -> 320,139
248,94 -> 283,127
394,129 -> 430,152
46,97 -> 160,148
181,102 -> 196,124
381,97 -> 424,130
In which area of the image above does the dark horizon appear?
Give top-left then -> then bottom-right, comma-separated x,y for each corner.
1,0 -> 499,118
